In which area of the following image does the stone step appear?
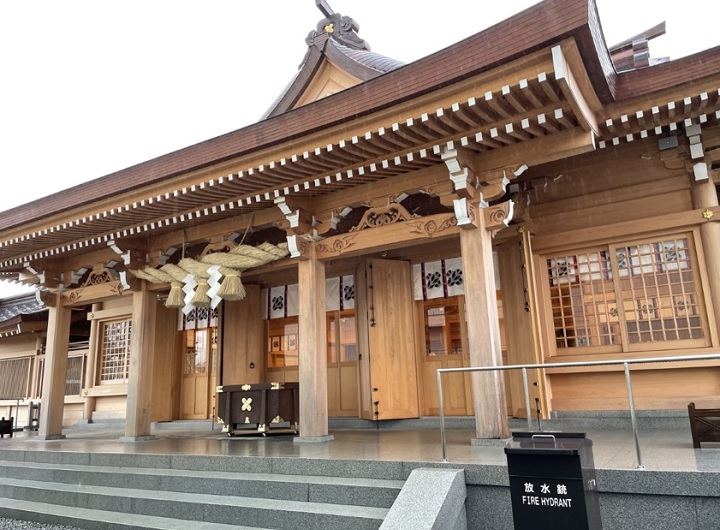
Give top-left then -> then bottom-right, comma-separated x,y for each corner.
0,459 -> 402,508
0,449 -> 406,480
0,477 -> 388,530
0,497 -> 270,530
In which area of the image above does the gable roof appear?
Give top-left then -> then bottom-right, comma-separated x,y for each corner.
262,8 -> 404,119
0,0 -> 718,272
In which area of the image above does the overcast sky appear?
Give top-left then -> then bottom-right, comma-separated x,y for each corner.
0,0 -> 717,296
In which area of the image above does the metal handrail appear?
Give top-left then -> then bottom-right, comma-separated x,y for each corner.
436,353 -> 720,468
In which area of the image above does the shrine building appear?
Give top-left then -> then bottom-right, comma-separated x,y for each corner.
1,0 -> 719,443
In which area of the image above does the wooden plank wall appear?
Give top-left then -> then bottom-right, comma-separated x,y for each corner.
526,136 -> 719,411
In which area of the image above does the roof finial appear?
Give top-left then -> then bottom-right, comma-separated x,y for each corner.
307,1 -> 369,51
316,0 -> 334,18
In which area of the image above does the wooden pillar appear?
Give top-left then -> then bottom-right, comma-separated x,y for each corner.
38,295 -> 72,439
692,178 -> 720,338
459,202 -> 510,439
82,303 -> 102,422
123,281 -> 157,440
296,244 -> 332,441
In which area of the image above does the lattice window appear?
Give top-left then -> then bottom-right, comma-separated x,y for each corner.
65,356 -> 84,396
0,358 -> 30,399
548,250 -> 617,348
615,238 -> 701,343
547,235 -> 705,352
98,319 -> 132,383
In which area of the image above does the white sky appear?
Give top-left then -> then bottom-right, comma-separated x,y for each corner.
0,0 -> 717,297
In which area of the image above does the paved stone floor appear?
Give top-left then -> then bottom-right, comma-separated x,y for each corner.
1,417 -> 718,472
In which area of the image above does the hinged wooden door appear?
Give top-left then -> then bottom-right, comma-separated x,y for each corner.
363,259 -> 419,420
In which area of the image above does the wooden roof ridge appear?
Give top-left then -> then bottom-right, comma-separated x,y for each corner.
608,21 -> 666,53
608,21 -> 667,72
262,7 -> 404,119
2,0 -> 705,234
615,45 -> 720,100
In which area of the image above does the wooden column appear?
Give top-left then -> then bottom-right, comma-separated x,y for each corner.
82,303 -> 102,422
123,281 -> 157,440
692,179 -> 720,338
38,295 -> 72,439
296,244 -> 332,441
459,201 -> 510,440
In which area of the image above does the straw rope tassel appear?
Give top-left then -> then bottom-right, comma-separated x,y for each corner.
217,269 -> 245,301
191,277 -> 212,308
166,280 -> 185,308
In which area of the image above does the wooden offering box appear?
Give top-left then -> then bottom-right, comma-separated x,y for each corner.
217,383 -> 299,436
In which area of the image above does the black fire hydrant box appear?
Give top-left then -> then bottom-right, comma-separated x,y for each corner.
504,432 -> 602,530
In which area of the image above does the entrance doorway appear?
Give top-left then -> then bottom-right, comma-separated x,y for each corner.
420,296 -> 473,415
358,259 -> 420,420
180,328 -> 218,420
327,310 -> 359,416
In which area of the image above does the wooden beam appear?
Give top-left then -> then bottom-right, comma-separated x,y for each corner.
532,206 -> 720,252
60,279 -> 132,307
146,207 -> 282,253
474,127 -> 596,173
554,42 -> 602,135
315,212 -> 459,260
311,164 -> 448,213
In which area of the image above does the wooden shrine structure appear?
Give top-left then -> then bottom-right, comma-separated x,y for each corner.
0,0 -> 719,442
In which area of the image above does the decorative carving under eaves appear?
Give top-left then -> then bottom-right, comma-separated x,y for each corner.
58,266 -> 130,305
62,290 -> 83,305
350,203 -> 419,232
421,181 -> 455,198
201,241 -> 235,258
406,214 -> 458,237
483,200 -> 515,238
287,235 -> 309,259
315,233 -> 359,255
36,290 -> 56,308
82,267 -> 117,287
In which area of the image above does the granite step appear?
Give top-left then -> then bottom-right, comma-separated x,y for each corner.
0,476 -> 389,530
0,454 -> 399,530
0,497 -> 269,530
0,449 -> 407,480
0,459 -> 402,508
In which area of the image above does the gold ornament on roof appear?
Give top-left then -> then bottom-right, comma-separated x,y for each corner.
324,23 -> 334,33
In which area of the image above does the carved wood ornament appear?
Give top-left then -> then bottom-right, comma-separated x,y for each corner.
350,203 -> 419,232
483,200 -> 515,237
406,214 -> 458,237
315,233 -> 359,255
59,266 -> 130,305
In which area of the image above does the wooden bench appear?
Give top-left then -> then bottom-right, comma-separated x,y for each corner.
687,402 -> 720,448
0,417 -> 13,438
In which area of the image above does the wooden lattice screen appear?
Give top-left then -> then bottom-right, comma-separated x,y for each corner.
0,358 -> 31,399
548,236 -> 703,349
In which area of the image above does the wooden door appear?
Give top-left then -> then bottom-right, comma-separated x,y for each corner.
180,328 -> 215,419
365,259 -> 419,420
327,310 -> 359,416
420,296 -> 473,416
265,317 -> 300,384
